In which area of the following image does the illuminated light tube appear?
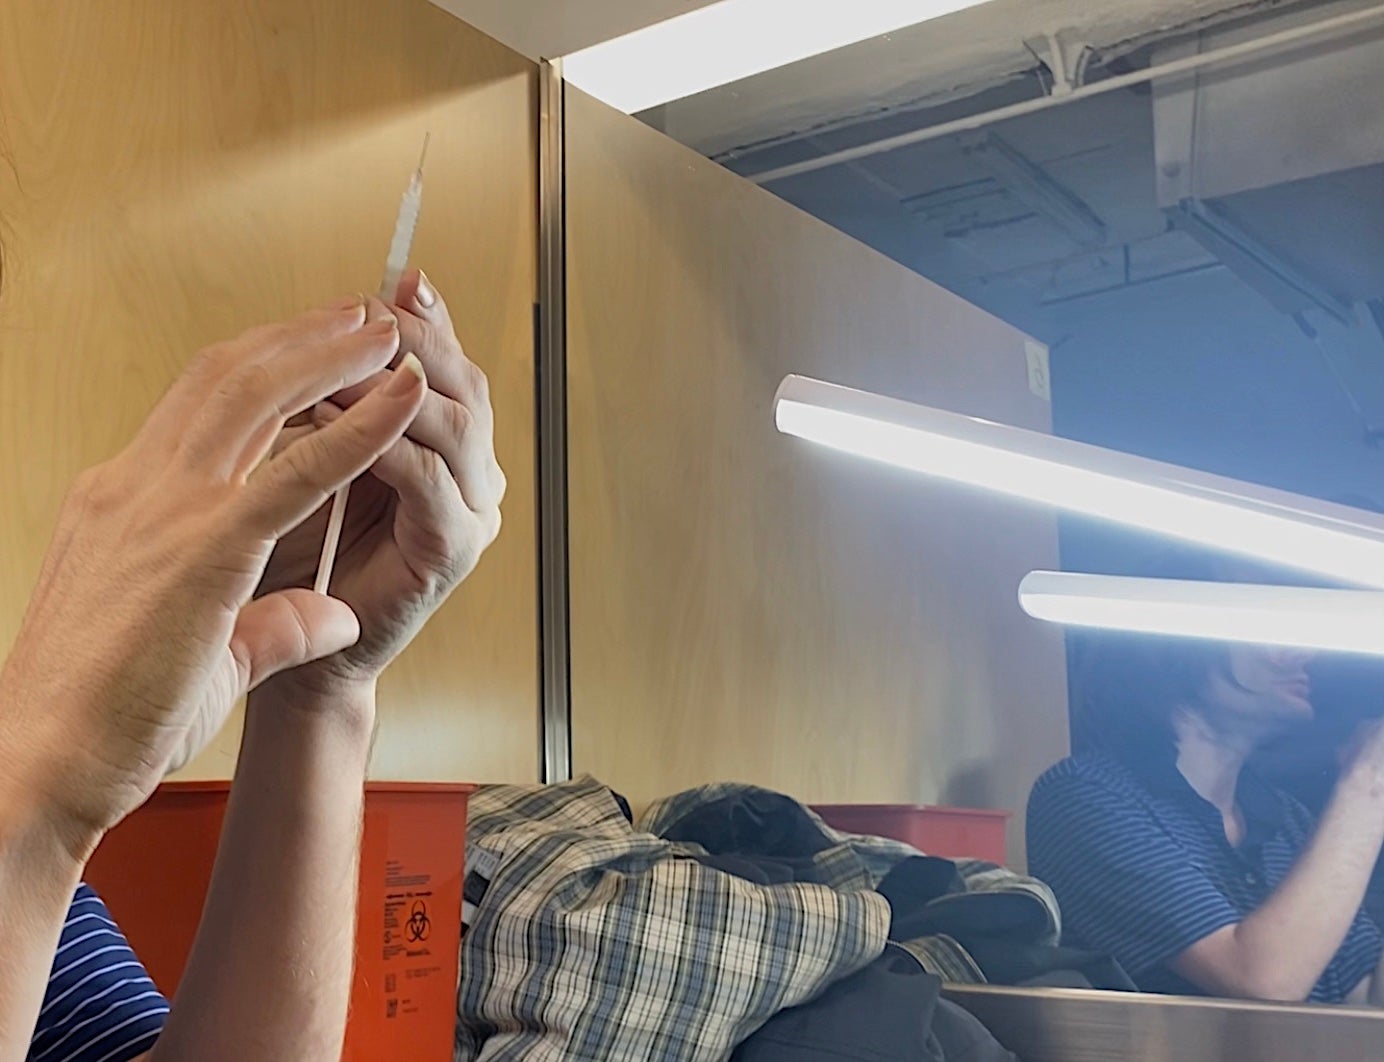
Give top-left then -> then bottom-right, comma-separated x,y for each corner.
561,0 -> 995,114
1019,571 -> 1384,655
773,374 -> 1384,589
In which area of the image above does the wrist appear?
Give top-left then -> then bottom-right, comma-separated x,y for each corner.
240,670 -> 378,781
0,794 -> 102,881
247,666 -> 378,731
0,675 -> 111,863
0,725 -> 106,870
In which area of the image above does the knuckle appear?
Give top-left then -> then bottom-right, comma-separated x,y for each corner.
282,596 -> 314,662
442,399 -> 474,442
330,418 -> 382,471
70,464 -> 103,497
68,465 -> 107,511
274,422 -> 315,457
410,531 -> 469,597
75,461 -> 130,515
239,318 -> 295,350
462,359 -> 491,403
190,340 -> 238,380
491,461 -> 508,502
440,539 -> 479,589
218,361 -> 279,413
418,447 -> 451,489
278,436 -> 339,495
214,318 -> 287,363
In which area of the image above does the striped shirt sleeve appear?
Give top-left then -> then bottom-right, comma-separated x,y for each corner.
1028,772 -> 1241,981
28,884 -> 168,1062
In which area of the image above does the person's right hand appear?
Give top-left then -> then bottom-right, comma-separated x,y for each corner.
0,299 -> 427,852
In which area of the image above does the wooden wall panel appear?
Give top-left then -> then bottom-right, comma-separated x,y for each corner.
566,89 -> 1069,863
0,0 -> 538,783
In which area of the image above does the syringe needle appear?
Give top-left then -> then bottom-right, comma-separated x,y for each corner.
416,131 -> 431,176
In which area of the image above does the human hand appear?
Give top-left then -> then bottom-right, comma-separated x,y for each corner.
0,301 -> 426,845
254,270 -> 505,697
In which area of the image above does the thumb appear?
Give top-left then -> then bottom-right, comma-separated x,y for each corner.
230,589 -> 361,692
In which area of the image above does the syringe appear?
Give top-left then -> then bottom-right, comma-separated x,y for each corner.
313,135 -> 430,596
378,133 -> 429,301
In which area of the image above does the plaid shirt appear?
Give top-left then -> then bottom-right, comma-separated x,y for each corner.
642,782 -> 1060,985
457,778 -> 1058,1061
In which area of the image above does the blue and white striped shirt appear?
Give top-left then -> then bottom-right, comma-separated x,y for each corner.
1028,752 -> 1383,1002
29,884 -> 167,1062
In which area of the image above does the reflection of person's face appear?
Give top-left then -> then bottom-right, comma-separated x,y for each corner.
1200,647 -> 1316,732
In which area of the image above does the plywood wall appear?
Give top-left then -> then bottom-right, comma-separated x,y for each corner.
566,89 -> 1070,863
0,0 -> 539,783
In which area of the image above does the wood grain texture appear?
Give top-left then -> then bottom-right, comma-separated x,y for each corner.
566,88 -> 1069,864
0,0 -> 539,783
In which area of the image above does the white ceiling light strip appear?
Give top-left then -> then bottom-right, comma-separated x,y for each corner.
1019,572 -> 1384,656
561,0 -> 996,114
774,374 -> 1384,589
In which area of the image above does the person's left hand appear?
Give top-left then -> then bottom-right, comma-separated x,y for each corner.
255,270 -> 506,697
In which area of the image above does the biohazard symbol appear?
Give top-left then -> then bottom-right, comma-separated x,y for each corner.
406,901 -> 431,943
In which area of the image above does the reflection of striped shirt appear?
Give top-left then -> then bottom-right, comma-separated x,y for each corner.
29,884 -> 167,1062
1028,753 -> 1383,1003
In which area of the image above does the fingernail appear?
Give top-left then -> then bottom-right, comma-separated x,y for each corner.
333,296 -> 366,326
385,352 -> 426,396
415,271 -> 436,309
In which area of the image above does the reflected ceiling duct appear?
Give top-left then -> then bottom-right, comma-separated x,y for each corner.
1152,3 -> 1384,319
1167,198 -> 1355,327
960,131 -> 1107,248
1146,2 -> 1384,428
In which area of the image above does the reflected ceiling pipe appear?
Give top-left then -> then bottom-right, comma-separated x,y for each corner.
747,4 -> 1384,185
1019,571 -> 1384,656
774,374 -> 1384,589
